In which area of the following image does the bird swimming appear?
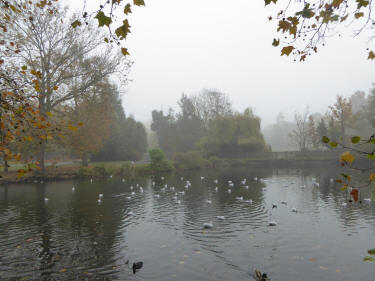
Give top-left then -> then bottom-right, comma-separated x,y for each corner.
203,221 -> 213,229
132,261 -> 143,274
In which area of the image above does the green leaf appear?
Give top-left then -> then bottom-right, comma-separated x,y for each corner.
368,154 -> 375,160
368,249 -> 375,255
363,256 -> 374,262
133,0 -> 145,6
272,38 -> 280,47
322,136 -> 330,143
329,141 -> 338,148
71,20 -> 82,28
351,136 -> 360,144
264,0 -> 277,5
296,4 -> 315,19
124,3 -> 132,15
95,11 -> 112,27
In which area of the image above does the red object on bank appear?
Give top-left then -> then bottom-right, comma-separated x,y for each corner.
350,188 -> 359,202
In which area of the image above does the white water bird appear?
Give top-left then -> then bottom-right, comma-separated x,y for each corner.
228,189 -> 232,193
203,221 -> 213,229
181,177 -> 184,181
97,199 -> 101,204
152,181 -> 155,186
126,197 -> 131,200
109,175 -> 113,178
364,198 -> 372,202
44,197 -> 49,202
72,186 -> 75,191
254,177 -> 258,181
216,216 -> 225,220
236,196 -> 243,201
131,192 -> 135,196
173,196 -> 178,200
292,208 -> 298,213
179,191 -> 185,195
130,186 -> 134,191
215,187 -> 218,192
244,186 -> 249,189
268,221 -> 277,226
206,200 -> 212,204
213,179 -> 218,184
272,203 -> 277,208
176,200 -> 181,204
330,178 -> 334,183
164,184 -> 168,188
136,184 -> 139,187
122,178 -> 125,182
201,176 -> 205,180
161,176 -> 165,180
244,199 -> 253,204
90,178 -> 93,183
342,202 -> 347,207
170,186 -> 175,191
128,211 -> 134,215
99,194 -> 103,198
139,187 -> 144,193
155,194 -> 160,198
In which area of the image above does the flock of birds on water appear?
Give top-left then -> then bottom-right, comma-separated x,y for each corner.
37,175 -> 375,281
40,174 -> 368,231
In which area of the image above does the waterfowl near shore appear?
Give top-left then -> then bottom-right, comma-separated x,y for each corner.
132,261 -> 143,274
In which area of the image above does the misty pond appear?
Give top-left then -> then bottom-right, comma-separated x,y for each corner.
1,168 -> 375,281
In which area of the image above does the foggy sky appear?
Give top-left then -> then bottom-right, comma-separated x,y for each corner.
63,0 -> 375,126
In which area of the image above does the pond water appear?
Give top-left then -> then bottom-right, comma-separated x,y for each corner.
1,168 -> 375,281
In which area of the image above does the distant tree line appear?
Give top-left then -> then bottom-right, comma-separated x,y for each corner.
263,85 -> 375,152
151,89 -> 270,161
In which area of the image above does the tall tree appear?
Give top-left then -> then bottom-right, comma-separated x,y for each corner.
4,3 -> 130,174
289,109 -> 310,152
329,95 -> 352,143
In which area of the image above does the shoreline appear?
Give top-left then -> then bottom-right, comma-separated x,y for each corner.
0,157 -> 345,185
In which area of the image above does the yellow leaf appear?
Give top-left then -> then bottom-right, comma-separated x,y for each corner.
340,151 -> 355,164
341,184 -> 348,191
368,51 -> 375,60
369,173 -> 375,182
24,136 -> 33,141
281,46 -> 294,56
53,85 -> 58,91
46,112 -> 52,117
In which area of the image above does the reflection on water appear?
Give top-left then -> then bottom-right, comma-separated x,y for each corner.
1,168 -> 375,281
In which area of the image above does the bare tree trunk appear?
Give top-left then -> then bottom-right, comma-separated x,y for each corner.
82,153 -> 89,167
38,140 -> 46,177
4,160 -> 9,172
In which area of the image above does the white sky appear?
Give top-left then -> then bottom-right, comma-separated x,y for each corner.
63,0 -> 375,126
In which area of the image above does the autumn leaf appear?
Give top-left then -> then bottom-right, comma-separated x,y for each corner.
368,51 -> 375,60
121,47 -> 129,56
340,151 -> 355,164
133,0 -> 145,6
95,11 -> 112,27
124,3 -> 132,14
23,136 -> 33,141
71,20 -> 81,28
300,55 -> 306,61
368,249 -> 375,255
369,173 -> 375,182
272,38 -> 279,47
356,0 -> 370,8
281,46 -> 294,56
264,0 -> 277,5
322,136 -> 330,143
351,136 -> 360,144
332,0 -> 344,8
115,19 -> 131,39
277,20 -> 291,33
355,12 -> 364,19
341,184 -> 348,191
363,256 -> 374,262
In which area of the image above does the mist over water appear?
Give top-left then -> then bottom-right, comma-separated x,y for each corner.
1,168 -> 375,281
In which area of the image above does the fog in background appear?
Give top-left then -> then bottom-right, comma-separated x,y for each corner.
63,0 -> 374,127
